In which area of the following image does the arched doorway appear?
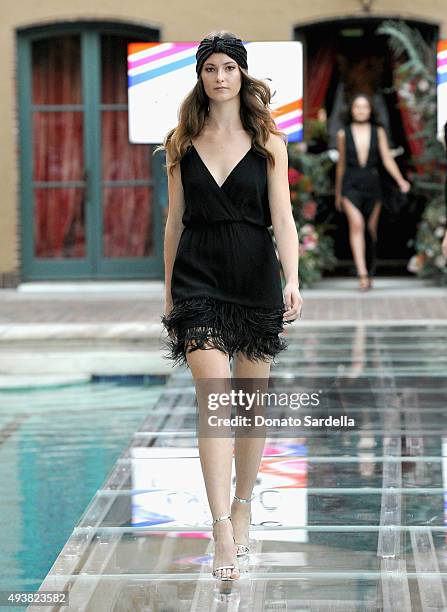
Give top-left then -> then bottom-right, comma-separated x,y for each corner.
17,21 -> 165,281
295,17 -> 439,275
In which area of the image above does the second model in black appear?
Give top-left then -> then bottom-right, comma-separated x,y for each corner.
341,123 -> 382,277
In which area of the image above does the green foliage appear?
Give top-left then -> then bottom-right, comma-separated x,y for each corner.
281,135 -> 337,287
378,19 -> 447,285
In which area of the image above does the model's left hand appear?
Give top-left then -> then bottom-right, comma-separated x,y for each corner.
399,179 -> 411,194
283,282 -> 303,321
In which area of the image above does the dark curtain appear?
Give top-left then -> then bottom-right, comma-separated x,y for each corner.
101,35 -> 153,258
33,35 -> 85,258
305,39 -> 337,121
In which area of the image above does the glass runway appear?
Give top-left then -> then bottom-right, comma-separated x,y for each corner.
27,324 -> 447,611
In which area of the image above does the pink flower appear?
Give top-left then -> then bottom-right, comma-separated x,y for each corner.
302,235 -> 318,251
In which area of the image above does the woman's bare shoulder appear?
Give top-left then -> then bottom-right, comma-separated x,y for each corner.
265,132 -> 287,155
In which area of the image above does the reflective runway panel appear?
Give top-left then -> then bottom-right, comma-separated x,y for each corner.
28,325 -> 447,611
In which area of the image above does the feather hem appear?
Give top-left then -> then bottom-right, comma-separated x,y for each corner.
161,296 -> 291,368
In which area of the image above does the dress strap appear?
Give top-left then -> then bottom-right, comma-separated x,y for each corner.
344,124 -> 353,148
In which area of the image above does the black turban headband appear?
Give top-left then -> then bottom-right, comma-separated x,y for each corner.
195,35 -> 248,77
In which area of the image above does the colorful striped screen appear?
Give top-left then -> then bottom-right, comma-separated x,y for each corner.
127,41 -> 303,143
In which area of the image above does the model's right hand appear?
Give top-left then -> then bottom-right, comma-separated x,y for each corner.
399,179 -> 411,194
164,298 -> 173,317
163,299 -> 176,339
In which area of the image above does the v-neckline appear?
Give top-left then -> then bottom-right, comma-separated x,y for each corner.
349,123 -> 372,169
191,143 -> 253,190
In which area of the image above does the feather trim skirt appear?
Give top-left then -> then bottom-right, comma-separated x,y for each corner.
161,296 -> 292,368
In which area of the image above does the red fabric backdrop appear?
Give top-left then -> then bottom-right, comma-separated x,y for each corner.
32,33 -> 152,259
305,39 -> 337,121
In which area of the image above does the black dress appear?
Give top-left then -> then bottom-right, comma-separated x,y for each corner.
341,123 -> 382,276
161,140 -> 292,368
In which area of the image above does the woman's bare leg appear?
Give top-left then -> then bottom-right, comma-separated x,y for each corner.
365,200 -> 381,278
367,201 -> 382,280
230,353 -> 272,550
342,196 -> 368,277
186,341 -> 239,580
367,201 -> 382,243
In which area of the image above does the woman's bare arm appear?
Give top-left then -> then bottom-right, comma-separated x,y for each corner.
163,149 -> 186,306
266,134 -> 303,320
377,127 -> 410,191
267,134 -> 299,285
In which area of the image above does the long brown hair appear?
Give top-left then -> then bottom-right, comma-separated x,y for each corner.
153,30 -> 287,177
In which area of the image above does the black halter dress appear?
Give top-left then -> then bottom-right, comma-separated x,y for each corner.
341,123 -> 383,276
160,140 -> 292,368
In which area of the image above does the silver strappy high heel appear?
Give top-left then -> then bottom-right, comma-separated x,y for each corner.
211,514 -> 239,580
232,494 -> 254,557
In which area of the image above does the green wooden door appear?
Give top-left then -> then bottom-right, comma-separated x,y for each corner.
18,23 -> 165,280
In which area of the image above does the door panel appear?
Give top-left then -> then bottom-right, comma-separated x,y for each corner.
34,187 -> 86,258
102,186 -> 153,257
32,35 -> 87,262
32,35 -> 82,105
100,106 -> 154,259
20,25 -> 163,280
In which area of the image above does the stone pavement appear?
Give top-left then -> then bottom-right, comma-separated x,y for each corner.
0,277 -> 445,383
0,277 -> 446,324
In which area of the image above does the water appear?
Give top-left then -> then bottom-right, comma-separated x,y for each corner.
0,380 -> 166,594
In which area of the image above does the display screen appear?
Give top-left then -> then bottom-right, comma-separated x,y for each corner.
127,41 -> 303,144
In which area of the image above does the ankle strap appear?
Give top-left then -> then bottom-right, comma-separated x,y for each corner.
234,493 -> 254,503
212,514 -> 232,527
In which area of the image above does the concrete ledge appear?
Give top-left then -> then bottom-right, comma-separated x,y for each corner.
0,323 -> 162,341
0,373 -> 91,389
17,281 -> 166,293
0,350 -> 173,376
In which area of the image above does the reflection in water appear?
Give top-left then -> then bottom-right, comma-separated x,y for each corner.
348,323 -> 367,379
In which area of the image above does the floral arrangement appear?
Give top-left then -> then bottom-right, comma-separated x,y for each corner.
284,137 -> 337,287
378,20 -> 447,285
